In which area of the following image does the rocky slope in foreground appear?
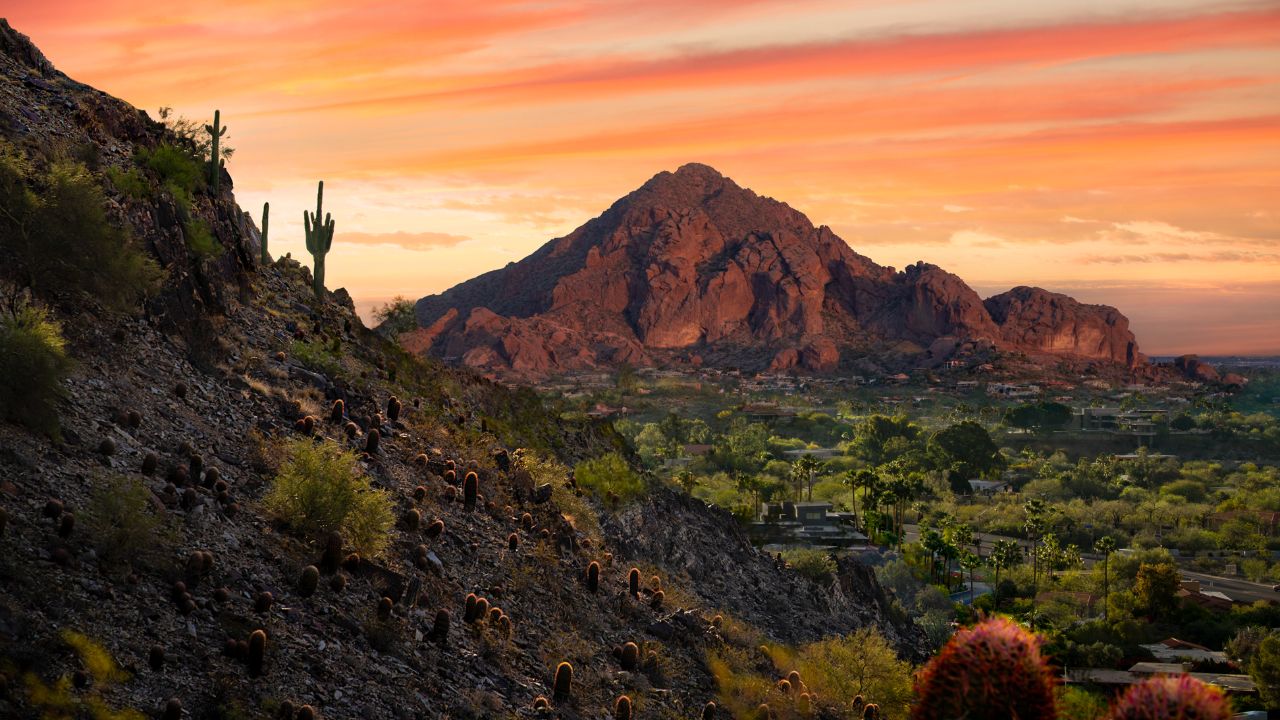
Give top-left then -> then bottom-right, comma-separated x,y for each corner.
0,20 -> 924,720
407,163 -> 1142,379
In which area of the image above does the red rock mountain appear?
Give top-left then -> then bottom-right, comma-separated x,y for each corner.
406,164 -> 1141,377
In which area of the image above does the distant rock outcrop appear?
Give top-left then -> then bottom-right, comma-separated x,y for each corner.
408,164 -> 1143,378
1174,354 -> 1222,384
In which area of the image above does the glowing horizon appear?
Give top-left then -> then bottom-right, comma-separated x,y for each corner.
10,0 -> 1280,355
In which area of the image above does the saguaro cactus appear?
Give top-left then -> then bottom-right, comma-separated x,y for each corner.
205,110 -> 227,193
304,181 -> 335,299
260,202 -> 270,264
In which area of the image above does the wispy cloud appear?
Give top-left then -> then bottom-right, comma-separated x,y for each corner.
1081,250 -> 1280,264
339,231 -> 471,251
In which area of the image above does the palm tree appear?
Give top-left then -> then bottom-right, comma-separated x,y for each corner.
990,539 -> 1021,609
960,551 -> 980,605
844,469 -> 877,530
1095,535 -> 1117,620
674,469 -> 696,496
921,527 -> 945,583
792,454 -> 825,502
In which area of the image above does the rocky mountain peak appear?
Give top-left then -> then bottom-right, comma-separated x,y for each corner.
408,166 -> 1144,378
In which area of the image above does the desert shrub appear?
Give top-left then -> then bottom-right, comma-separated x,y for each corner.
265,439 -> 393,556
374,296 -> 417,339
135,142 -> 202,209
289,339 -> 343,378
1057,685 -> 1108,720
796,629 -> 915,716
23,630 -> 144,720
0,304 -> 74,436
83,475 -> 175,573
103,166 -> 148,199
184,219 -> 221,257
781,548 -> 837,585
519,450 -> 603,548
574,452 -> 646,504
710,628 -> 913,717
0,147 -> 162,312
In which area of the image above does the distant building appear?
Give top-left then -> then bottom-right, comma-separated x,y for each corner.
782,447 -> 840,460
1064,666 -> 1255,694
1208,510 -> 1280,537
1140,638 -> 1229,665
968,479 -> 1010,495
1177,580 -> 1236,611
752,501 -> 867,547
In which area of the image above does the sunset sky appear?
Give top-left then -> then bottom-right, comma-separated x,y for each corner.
10,0 -> 1280,355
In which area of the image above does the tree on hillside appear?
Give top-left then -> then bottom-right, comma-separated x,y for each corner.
373,296 -> 416,339
850,414 -> 921,466
1134,562 -> 1181,618
1005,401 -> 1073,432
928,421 -> 1005,494
1249,631 -> 1280,708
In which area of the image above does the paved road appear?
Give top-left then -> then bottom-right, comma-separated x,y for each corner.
897,524 -> 1280,604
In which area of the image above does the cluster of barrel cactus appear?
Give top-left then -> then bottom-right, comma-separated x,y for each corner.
912,617 -> 1231,720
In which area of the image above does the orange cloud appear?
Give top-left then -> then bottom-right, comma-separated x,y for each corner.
338,231 -> 471,251
272,5 -> 1280,114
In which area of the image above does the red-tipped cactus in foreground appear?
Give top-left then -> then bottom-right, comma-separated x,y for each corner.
911,616 -> 1057,720
1105,675 -> 1230,720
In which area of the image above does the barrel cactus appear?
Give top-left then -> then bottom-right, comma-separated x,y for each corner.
911,616 -> 1057,720
1105,675 -> 1230,720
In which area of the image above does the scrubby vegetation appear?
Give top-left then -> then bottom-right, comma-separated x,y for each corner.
83,475 -> 176,574
573,452 -> 646,505
0,143 -> 162,312
264,439 -> 394,556
0,303 -> 73,436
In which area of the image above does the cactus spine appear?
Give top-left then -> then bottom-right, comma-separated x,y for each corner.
260,202 -> 270,264
206,110 -> 227,193
303,181 -> 335,299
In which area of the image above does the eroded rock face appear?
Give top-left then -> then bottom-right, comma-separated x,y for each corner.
409,164 -> 1143,378
984,287 -> 1141,367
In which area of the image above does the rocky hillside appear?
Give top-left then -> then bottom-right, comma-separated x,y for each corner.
407,163 -> 1142,379
0,20 -> 925,720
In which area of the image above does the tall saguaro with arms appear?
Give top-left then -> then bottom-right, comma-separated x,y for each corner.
303,181 -> 334,299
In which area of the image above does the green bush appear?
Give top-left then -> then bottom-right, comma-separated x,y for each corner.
574,452 -> 646,505
83,475 -> 175,573
136,143 -> 202,195
782,547 -> 838,585
374,296 -> 417,339
184,219 -> 221,258
103,166 -> 148,200
265,439 -> 393,556
289,339 -> 343,378
0,147 -> 162,312
0,304 -> 74,436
